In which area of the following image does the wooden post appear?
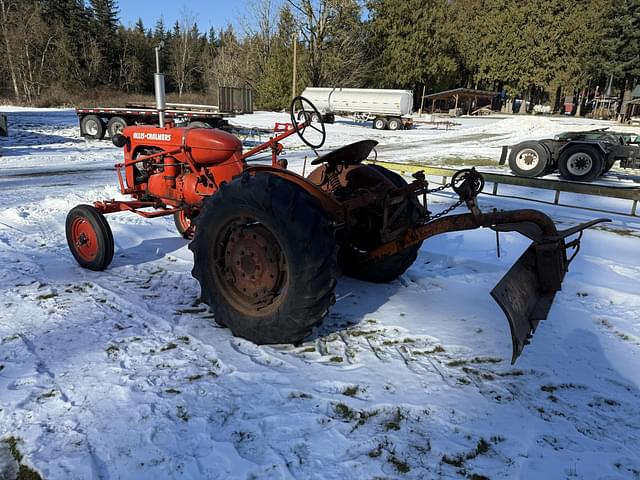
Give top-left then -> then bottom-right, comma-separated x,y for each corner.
419,85 -> 426,115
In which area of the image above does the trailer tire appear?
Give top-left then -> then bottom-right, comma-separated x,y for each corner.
387,117 -> 403,131
558,144 -> 604,182
339,165 -> 422,283
190,172 -> 338,344
373,117 -> 388,130
508,141 -> 549,177
107,116 -> 128,138
66,204 -> 114,271
81,115 -> 106,140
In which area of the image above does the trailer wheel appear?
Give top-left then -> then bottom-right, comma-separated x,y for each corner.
508,141 -> 549,177
190,172 -> 338,344
387,117 -> 403,131
373,117 -> 388,130
107,116 -> 127,138
339,165 -> 423,283
174,209 -> 197,239
558,145 -> 604,182
81,115 -> 106,140
66,205 -> 114,271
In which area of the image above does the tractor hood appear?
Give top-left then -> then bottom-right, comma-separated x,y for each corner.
184,127 -> 243,165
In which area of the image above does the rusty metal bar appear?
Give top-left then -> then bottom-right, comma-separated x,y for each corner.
366,209 -> 560,261
369,161 -> 640,215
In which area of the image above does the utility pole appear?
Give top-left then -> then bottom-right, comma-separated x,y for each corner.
291,31 -> 297,100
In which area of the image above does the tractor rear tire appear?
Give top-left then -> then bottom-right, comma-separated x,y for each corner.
190,172 -> 338,344
81,115 -> 106,140
558,145 -> 604,182
508,141 -> 549,177
174,209 -> 197,239
66,205 -> 114,271
339,165 -> 423,283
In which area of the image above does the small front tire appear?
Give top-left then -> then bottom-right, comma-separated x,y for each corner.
66,205 -> 114,271
174,209 -> 197,239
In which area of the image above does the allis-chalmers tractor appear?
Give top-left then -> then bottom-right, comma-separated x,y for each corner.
66,57 -> 607,363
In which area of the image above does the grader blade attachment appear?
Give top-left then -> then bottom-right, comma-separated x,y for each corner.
490,218 -> 610,363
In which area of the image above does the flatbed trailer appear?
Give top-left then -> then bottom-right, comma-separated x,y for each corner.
77,86 -> 254,140
76,104 -> 233,140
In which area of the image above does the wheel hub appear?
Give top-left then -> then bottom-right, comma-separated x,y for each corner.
223,224 -> 285,306
567,152 -> 592,175
516,148 -> 539,170
71,218 -> 98,261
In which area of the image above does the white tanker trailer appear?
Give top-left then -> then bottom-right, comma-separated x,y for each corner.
300,87 -> 414,130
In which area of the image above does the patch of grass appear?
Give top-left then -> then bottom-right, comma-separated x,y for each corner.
329,356 -> 343,363
342,385 -> 360,397
186,374 -> 203,382
382,337 -> 416,346
334,403 -> 357,421
449,357 -> 502,367
388,454 -> 411,473
160,342 -> 177,352
35,292 -> 56,300
288,391 -> 312,400
37,390 -> 56,401
300,346 -> 316,353
441,437 -> 493,469
347,329 -> 380,337
165,388 -> 181,394
3,437 -> 43,480
2,334 -> 19,343
384,407 -> 405,431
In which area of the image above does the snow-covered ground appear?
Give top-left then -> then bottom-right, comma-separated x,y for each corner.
0,108 -> 639,479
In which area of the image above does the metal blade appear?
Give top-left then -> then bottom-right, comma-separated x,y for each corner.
490,243 -> 563,364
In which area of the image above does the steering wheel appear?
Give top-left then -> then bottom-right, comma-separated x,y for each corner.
451,168 -> 485,200
290,96 -> 326,149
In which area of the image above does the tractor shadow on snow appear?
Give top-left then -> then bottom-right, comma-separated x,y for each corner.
111,237 -> 188,267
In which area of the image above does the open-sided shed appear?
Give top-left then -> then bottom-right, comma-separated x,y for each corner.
422,87 -> 499,115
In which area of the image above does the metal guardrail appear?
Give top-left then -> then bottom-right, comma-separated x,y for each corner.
370,160 -> 640,217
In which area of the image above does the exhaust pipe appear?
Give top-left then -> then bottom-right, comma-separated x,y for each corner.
154,41 -> 166,128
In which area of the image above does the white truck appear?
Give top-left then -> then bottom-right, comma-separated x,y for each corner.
300,87 -> 414,130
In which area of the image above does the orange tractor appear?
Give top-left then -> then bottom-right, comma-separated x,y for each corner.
66,52 -> 607,362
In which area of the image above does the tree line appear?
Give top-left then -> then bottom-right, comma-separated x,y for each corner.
0,0 -> 638,111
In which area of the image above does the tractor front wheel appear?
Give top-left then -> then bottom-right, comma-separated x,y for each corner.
66,205 -> 114,270
190,172 -> 337,344
174,209 -> 197,239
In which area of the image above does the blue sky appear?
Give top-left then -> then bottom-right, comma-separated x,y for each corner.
118,0 -> 258,33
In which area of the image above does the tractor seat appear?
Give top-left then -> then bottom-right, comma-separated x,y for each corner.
310,140 -> 378,166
